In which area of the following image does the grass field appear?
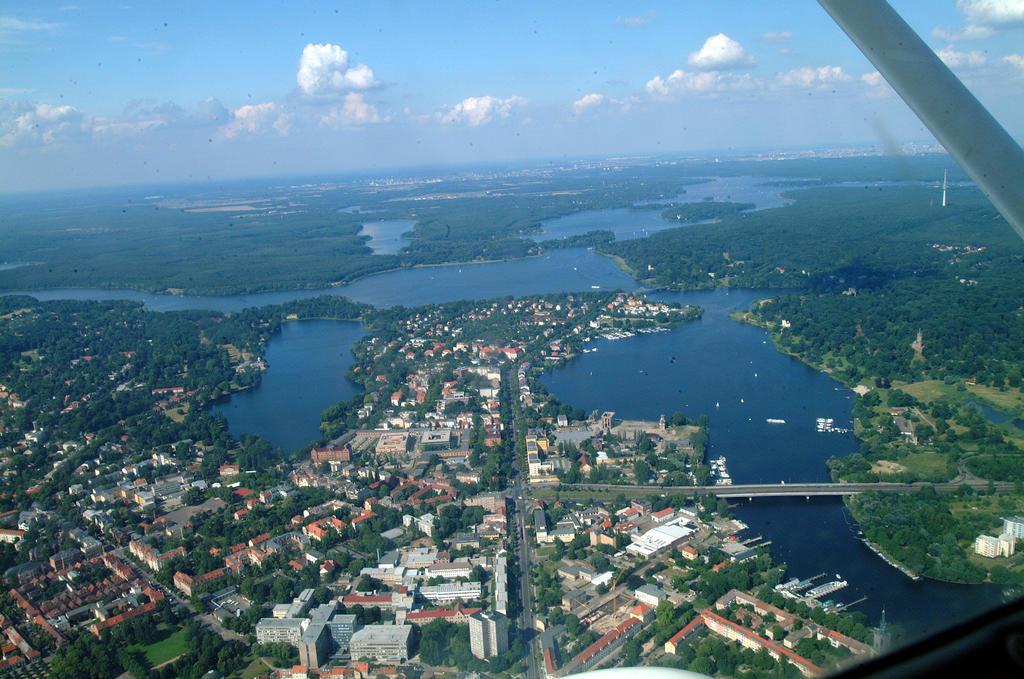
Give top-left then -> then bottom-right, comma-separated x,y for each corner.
240,656 -> 270,679
899,451 -> 954,481
134,627 -> 189,667
897,379 -> 1024,415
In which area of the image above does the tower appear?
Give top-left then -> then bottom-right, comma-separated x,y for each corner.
873,607 -> 891,654
942,169 -> 948,208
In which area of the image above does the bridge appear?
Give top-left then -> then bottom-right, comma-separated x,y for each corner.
561,479 -> 1014,499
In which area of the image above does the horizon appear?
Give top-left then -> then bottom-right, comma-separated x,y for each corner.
0,141 -> 955,199
2,1 -> 1022,192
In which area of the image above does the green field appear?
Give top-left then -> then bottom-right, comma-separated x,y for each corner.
134,627 -> 189,667
899,451 -> 954,481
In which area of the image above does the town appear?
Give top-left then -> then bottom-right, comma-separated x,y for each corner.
0,292 -> 881,679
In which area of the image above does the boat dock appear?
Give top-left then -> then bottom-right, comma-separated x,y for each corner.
807,579 -> 848,599
779,572 -> 826,593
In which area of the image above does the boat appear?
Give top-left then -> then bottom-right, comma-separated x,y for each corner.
591,285 -> 600,289
766,418 -> 786,424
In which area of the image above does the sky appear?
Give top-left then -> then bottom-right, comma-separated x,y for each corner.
1,1 -> 1023,192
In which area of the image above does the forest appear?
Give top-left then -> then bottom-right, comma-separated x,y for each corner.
0,164 -> 699,295
847,487 -> 1024,585
0,155 -> 964,296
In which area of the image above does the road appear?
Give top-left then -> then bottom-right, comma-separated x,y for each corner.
505,366 -> 541,679
559,479 -> 1015,498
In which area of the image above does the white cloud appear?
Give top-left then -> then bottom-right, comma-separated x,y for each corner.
645,69 -> 753,97
194,97 -> 232,125
440,95 -> 527,126
761,31 -> 792,43
321,93 -> 383,126
958,0 -> 1024,27
933,0 -> 1024,40
572,93 -> 605,115
687,34 -> 755,71
0,16 -> 58,31
860,71 -> 885,87
296,43 -> 378,97
932,24 -> 995,40
777,65 -> 851,88
1002,53 -> 1024,73
218,102 -> 290,139
0,101 -> 84,147
616,11 -> 656,27
937,46 -> 988,67
92,118 -> 167,137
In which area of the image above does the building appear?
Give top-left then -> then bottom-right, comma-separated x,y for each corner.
375,434 -> 409,456
424,560 -> 473,579
297,603 -> 342,668
468,610 -> 508,659
256,617 -> 306,645
1003,516 -> 1024,539
494,555 -> 509,615
701,610 -> 822,677
311,446 -> 351,464
666,616 -> 705,654
569,617 -> 641,674
326,613 -> 358,656
348,624 -> 412,664
626,523 -> 693,558
974,534 -> 1014,558
419,581 -> 482,603
634,583 -> 668,608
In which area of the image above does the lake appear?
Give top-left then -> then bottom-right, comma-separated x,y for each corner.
211,320 -> 365,453
2,193 -> 1005,646
533,176 -> 793,242
358,219 -> 415,255
3,247 -> 636,312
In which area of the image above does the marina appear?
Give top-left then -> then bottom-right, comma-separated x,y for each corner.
807,579 -> 849,599
710,456 -> 733,486
817,417 -> 851,434
861,537 -> 922,581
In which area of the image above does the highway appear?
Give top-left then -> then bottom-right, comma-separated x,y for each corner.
559,479 -> 1015,498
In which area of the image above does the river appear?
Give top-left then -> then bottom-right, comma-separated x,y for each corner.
2,192 -> 1005,647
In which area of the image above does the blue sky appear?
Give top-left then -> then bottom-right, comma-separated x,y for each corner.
1,1 -> 1023,191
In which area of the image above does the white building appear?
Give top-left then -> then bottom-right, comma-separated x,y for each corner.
974,534 -> 1014,558
1002,516 -> 1024,539
419,581 -> 482,603
626,523 -> 694,558
256,617 -> 307,644
349,624 -> 412,664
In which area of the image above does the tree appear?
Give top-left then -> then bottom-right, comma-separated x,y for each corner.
565,614 -> 580,637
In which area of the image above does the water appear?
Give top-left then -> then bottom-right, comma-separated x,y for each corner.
541,288 -> 1004,637
543,289 -> 857,484
358,219 -> 414,255
2,247 -> 636,312
1,195 -> 1003,646
533,176 -> 791,242
211,320 -> 364,452
965,399 -> 1024,431
732,498 -> 1004,641
533,207 -> 676,242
